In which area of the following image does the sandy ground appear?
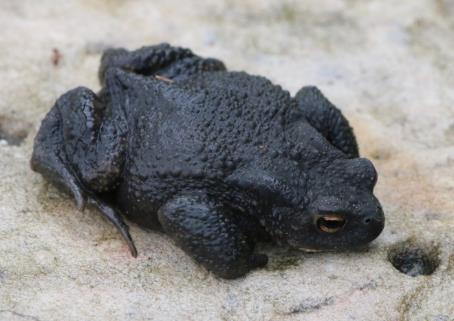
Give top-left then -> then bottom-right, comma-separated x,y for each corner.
0,1 -> 453,320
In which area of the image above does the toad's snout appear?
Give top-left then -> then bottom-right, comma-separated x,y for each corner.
308,192 -> 385,247
361,201 -> 385,239
312,196 -> 385,231
313,200 -> 384,234
315,207 -> 384,236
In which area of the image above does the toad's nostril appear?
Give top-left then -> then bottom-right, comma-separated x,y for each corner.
316,214 -> 346,233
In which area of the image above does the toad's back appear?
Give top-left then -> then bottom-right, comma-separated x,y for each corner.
115,72 -> 298,220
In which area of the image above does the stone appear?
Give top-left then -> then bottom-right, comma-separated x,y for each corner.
0,0 -> 452,320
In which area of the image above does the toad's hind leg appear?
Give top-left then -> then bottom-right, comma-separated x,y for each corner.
295,86 -> 359,158
99,43 -> 226,84
31,84 -> 137,257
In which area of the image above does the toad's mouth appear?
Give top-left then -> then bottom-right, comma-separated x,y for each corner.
297,247 -> 324,253
316,214 -> 346,233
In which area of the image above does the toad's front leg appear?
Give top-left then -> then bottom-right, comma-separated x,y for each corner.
158,192 -> 268,279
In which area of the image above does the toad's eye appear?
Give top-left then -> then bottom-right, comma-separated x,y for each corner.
316,214 -> 346,233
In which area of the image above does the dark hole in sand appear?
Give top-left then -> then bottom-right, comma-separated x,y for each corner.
388,241 -> 440,277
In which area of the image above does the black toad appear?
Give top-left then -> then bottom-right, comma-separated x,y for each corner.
31,44 -> 384,279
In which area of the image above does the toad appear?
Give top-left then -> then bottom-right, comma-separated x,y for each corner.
31,44 -> 384,279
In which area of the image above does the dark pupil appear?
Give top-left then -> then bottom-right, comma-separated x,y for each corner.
322,219 -> 342,229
